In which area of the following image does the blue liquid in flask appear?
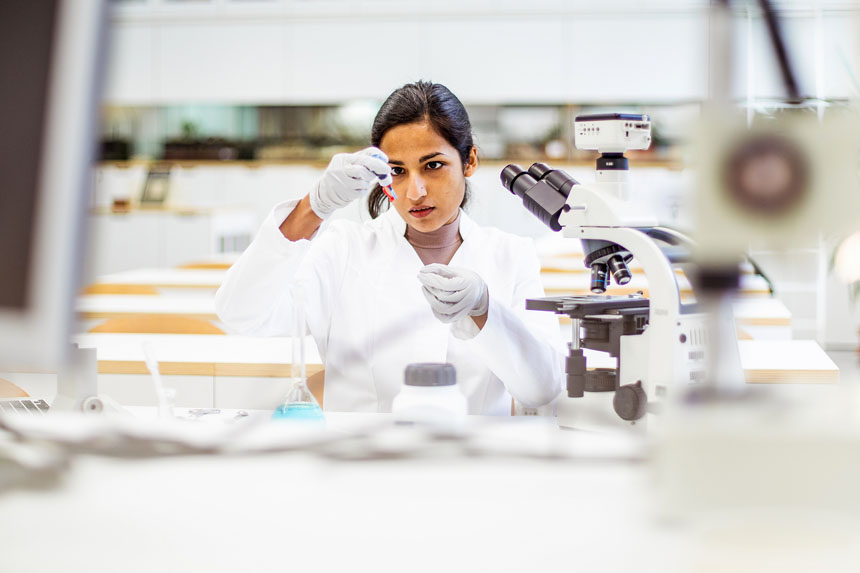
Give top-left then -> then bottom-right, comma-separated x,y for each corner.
275,283 -> 323,422
271,401 -> 324,421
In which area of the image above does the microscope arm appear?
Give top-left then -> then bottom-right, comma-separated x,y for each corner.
641,227 -> 695,250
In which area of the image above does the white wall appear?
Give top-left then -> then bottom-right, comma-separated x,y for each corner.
103,2 -> 860,105
104,3 -> 708,104
730,9 -> 860,101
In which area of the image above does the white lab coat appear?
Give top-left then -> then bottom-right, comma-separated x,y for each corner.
215,200 -> 564,415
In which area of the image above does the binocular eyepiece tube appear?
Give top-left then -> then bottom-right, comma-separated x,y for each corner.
501,161 -> 634,295
500,162 -> 578,232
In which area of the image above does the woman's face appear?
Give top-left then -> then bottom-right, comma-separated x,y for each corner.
380,121 -> 477,233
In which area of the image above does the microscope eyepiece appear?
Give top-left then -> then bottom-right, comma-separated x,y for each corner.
527,162 -> 554,181
527,162 -> 578,198
500,164 -> 527,195
544,170 -> 578,198
500,162 -> 573,232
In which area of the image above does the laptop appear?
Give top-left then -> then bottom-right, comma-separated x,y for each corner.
0,345 -> 98,416
0,397 -> 50,416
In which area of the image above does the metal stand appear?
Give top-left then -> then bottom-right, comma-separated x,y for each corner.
527,295 -> 651,420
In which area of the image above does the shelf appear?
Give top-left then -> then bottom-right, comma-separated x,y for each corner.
98,157 -> 685,170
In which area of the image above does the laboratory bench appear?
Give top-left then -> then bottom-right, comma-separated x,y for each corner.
0,412 -> 663,572
83,266 -> 774,300
84,267 -> 228,294
75,288 -> 795,343
1,333 -> 321,410
76,294 -> 220,322
0,334 -> 838,413
1,409 -> 858,573
65,271 -> 832,408
85,333 -> 321,410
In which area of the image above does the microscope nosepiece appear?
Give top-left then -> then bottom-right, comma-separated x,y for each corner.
583,241 -> 634,292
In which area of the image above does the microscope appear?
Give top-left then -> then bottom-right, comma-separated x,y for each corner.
501,114 -> 709,430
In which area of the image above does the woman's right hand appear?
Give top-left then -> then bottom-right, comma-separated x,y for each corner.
309,147 -> 393,219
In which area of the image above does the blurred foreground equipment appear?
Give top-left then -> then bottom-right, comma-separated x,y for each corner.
656,1 -> 860,550
695,110 -> 860,265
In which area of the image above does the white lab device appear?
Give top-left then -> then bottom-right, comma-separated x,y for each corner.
0,2 -> 107,372
574,113 -> 652,154
501,113 -> 722,431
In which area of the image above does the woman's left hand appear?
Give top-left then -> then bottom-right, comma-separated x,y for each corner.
418,264 -> 489,324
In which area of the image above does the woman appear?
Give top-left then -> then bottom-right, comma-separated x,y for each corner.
215,81 -> 563,414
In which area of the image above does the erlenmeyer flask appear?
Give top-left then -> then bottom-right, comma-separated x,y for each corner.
272,282 -> 324,422
272,378 -> 323,421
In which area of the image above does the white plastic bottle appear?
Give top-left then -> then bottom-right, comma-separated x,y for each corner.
392,363 -> 467,428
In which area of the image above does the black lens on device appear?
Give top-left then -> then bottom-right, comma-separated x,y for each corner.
590,263 -> 609,294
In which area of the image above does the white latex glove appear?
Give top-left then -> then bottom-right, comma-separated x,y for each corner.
309,147 -> 393,219
418,264 -> 489,324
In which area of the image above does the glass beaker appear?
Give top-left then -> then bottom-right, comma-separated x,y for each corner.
272,282 -> 324,422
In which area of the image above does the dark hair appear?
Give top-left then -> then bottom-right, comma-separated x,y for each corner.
367,81 -> 475,219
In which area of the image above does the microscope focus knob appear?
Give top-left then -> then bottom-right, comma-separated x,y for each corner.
613,381 -> 647,421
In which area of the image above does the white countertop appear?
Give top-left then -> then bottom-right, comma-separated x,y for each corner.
76,294 -> 218,319
94,267 -> 227,288
76,292 -> 788,333
74,333 -> 321,366
2,409 -> 857,572
0,412 -> 667,572
69,333 -> 838,384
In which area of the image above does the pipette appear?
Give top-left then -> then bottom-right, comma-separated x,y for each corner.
142,341 -> 175,419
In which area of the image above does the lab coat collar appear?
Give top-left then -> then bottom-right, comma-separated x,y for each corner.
379,207 -> 476,241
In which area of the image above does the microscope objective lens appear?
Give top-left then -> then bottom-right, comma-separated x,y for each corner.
608,256 -> 632,285
590,263 -> 609,294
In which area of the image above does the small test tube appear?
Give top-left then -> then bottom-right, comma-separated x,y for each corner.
371,154 -> 396,202
381,184 -> 397,202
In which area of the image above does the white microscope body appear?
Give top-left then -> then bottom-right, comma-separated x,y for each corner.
502,114 -> 709,431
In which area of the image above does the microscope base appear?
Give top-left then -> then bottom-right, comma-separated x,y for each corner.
557,392 -> 649,435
